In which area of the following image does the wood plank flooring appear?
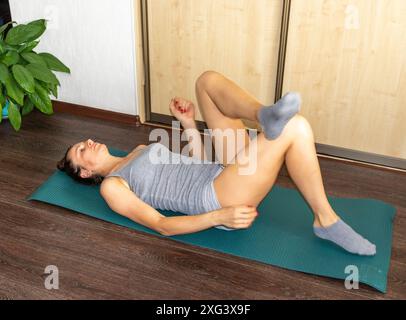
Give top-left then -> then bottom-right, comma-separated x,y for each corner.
0,110 -> 405,299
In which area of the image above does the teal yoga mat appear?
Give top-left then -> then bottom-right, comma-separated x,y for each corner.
27,148 -> 396,293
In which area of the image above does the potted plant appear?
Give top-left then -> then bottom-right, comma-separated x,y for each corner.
0,19 -> 70,131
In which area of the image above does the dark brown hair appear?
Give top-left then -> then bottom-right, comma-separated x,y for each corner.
56,145 -> 104,186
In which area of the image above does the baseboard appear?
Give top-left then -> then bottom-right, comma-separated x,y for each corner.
315,143 -> 406,173
52,100 -> 142,126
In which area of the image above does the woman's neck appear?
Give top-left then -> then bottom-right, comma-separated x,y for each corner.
99,154 -> 130,177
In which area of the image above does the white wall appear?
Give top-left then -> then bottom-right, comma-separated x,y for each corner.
9,0 -> 139,115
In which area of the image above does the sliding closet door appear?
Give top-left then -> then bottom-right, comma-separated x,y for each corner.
283,0 -> 406,160
146,0 -> 283,129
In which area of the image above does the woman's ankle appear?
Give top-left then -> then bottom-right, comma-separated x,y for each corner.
313,211 -> 340,228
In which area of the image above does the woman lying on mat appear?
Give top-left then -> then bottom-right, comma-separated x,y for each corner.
57,71 -> 376,256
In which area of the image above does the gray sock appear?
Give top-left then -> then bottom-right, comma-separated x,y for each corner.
257,92 -> 301,140
313,219 -> 376,256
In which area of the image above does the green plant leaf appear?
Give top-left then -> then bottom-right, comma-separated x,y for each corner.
38,80 -> 52,95
28,81 -> 53,115
38,79 -> 49,88
22,96 -> 34,116
38,52 -> 70,73
5,19 -> 47,45
25,63 -> 60,85
5,75 -> 25,105
4,44 -> 19,51
0,41 -> 4,55
18,40 -> 39,53
18,57 -> 28,66
0,62 -> 10,83
49,83 -> 58,98
0,50 -> 20,66
0,83 -> 5,106
0,21 -> 16,35
35,81 -> 53,113
12,64 -> 35,93
21,52 -> 47,66
8,100 -> 22,131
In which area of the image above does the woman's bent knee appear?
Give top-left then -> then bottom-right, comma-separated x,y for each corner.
286,114 -> 314,139
196,70 -> 221,90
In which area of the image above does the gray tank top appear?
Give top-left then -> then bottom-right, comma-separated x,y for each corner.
105,143 -> 224,214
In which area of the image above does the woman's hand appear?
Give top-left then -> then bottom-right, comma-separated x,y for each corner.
212,205 -> 258,229
169,97 -> 196,126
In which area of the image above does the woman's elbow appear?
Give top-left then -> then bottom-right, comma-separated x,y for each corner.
155,217 -> 174,236
159,229 -> 173,236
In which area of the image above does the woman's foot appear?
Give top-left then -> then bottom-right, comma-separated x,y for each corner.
256,92 -> 302,140
313,215 -> 377,256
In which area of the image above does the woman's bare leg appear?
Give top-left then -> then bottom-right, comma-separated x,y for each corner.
195,71 -> 261,165
197,71 -> 375,255
284,119 -> 339,227
196,71 -> 261,122
213,114 -> 338,227
196,71 -> 337,226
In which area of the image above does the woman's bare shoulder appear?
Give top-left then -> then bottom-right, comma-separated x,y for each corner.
101,176 -> 130,191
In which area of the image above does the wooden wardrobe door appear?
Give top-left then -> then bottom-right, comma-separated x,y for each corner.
283,0 -> 406,159
146,0 -> 283,128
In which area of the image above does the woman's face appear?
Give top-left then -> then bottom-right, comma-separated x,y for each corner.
67,139 -> 108,178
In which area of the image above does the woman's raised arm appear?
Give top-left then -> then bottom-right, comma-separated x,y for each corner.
169,97 -> 208,161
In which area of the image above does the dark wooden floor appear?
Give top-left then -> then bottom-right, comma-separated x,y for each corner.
0,109 -> 405,300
